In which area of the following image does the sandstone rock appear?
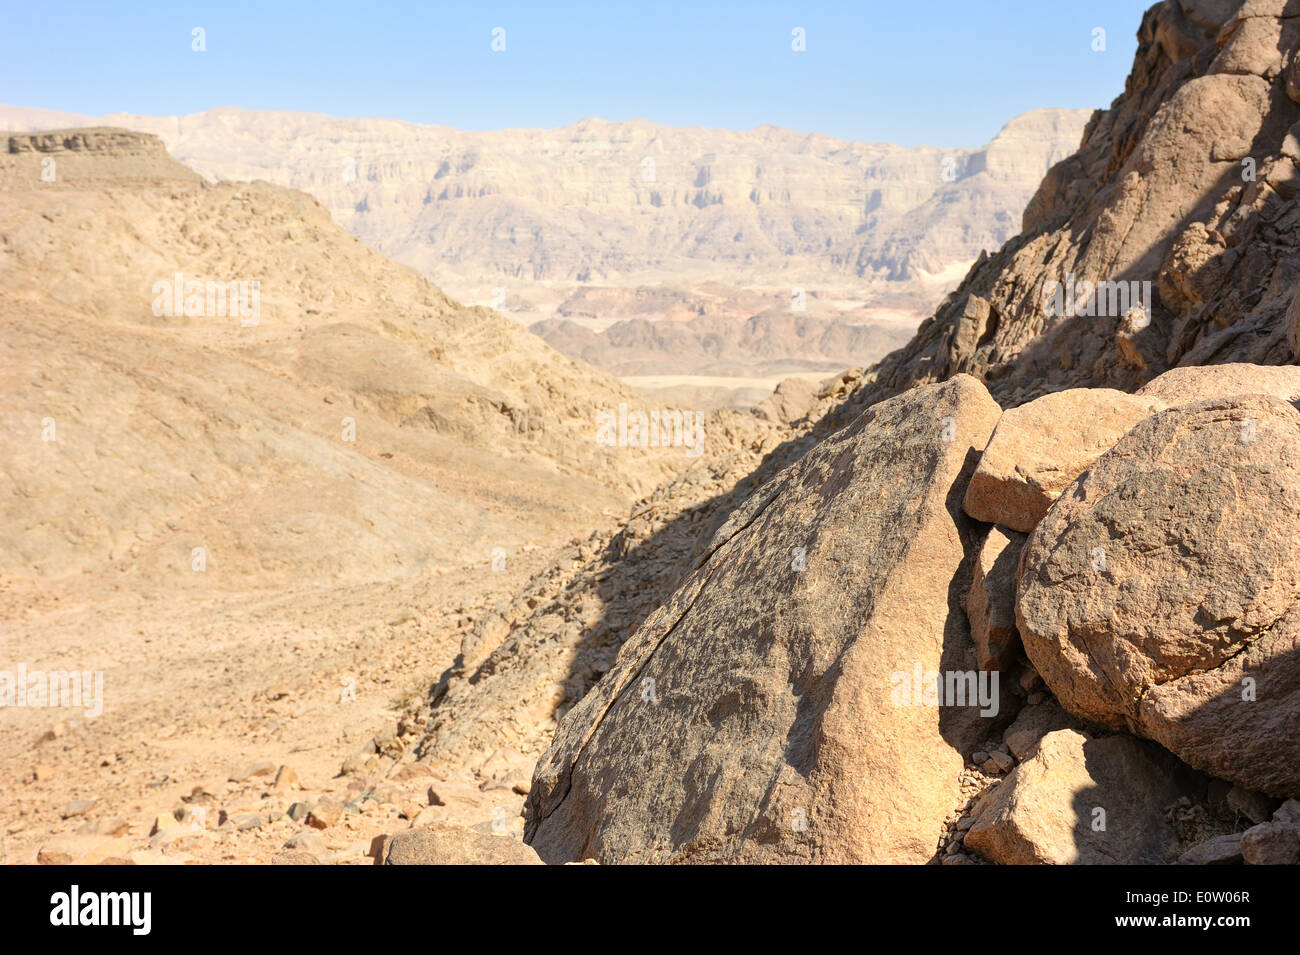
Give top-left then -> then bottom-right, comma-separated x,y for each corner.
271,765 -> 299,791
270,850 -> 321,865
1178,833 -> 1244,865
963,389 -> 1164,532
61,799 -> 97,819
1135,362 -> 1300,405
306,797 -> 345,830
228,761 -> 276,783
283,830 -> 326,853
1240,821 -> 1300,864
37,848 -> 72,865
79,816 -> 129,837
382,823 -> 543,865
1018,396 -> 1300,797
965,525 -> 1027,670
150,813 -> 177,836
526,376 -> 1006,864
1001,700 -> 1083,761
965,730 -> 1202,864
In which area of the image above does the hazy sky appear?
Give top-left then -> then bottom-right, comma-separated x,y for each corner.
1,0 -> 1154,146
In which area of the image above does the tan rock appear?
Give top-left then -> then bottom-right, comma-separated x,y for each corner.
1135,362 -> 1300,406
965,730 -> 1202,865
271,765 -> 299,791
382,823 -> 543,865
1017,396 -> 1300,797
1001,700 -> 1083,761
305,797 -> 345,830
963,389 -> 1164,532
527,376 -> 1006,863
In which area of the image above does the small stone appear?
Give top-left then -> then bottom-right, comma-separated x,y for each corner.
61,799 -> 98,819
1241,822 -> 1300,865
79,817 -> 129,837
32,765 -> 55,782
150,813 -> 178,836
306,797 -> 345,829
272,765 -> 299,791
287,802 -> 313,822
989,751 -> 1016,773
40,722 -> 68,743
228,761 -> 277,783
283,830 -> 326,853
37,848 -> 72,865
1177,833 -> 1244,866
971,751 -> 990,765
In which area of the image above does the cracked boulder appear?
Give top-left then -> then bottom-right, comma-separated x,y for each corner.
1017,395 -> 1300,797
525,376 -> 1006,863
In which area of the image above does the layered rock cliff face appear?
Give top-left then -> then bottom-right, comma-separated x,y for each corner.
0,104 -> 1089,295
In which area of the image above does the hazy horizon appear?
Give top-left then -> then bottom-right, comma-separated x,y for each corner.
1,0 -> 1150,147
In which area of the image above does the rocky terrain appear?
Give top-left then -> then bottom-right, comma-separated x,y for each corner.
0,103 -> 1089,401
6,0 -> 1300,868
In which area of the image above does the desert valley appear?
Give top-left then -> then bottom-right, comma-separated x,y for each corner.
1,0 -> 1299,886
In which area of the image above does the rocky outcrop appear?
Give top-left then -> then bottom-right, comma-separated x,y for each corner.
1017,395 -> 1300,798
809,0 -> 1300,419
525,377 -> 1005,863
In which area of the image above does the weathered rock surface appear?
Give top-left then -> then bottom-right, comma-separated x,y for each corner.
1018,395 -> 1300,797
965,730 -> 1203,864
526,376 -> 1006,864
1001,700 -> 1084,761
1177,833 -> 1244,866
966,525 -> 1027,670
1135,362 -> 1300,405
963,389 -> 1165,532
381,824 -> 543,865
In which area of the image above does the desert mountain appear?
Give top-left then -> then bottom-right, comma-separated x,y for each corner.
0,105 -> 1091,300
0,127 -> 691,588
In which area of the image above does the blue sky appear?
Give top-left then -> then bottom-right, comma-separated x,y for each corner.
0,1 -> 1153,147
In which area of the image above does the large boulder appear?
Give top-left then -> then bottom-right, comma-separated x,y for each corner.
1135,362 -> 1300,405
964,729 -> 1204,865
526,376 -> 1006,863
962,389 -> 1164,532
1017,396 -> 1300,797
